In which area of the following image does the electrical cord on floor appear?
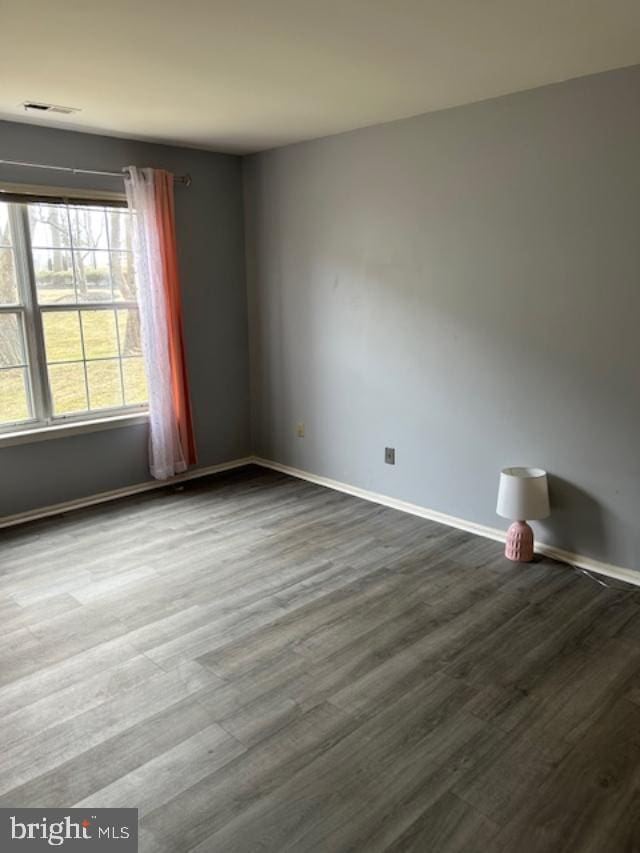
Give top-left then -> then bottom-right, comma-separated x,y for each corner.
569,563 -> 634,592
571,565 -> 611,587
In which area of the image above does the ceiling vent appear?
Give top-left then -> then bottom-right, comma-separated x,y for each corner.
21,101 -> 81,115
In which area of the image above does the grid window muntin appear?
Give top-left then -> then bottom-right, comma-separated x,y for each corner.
0,197 -> 147,432
29,203 -> 135,305
0,311 -> 34,423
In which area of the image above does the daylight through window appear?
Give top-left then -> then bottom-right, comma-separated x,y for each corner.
0,197 -> 148,431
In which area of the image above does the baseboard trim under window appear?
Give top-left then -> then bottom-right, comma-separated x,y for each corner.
0,457 -> 254,529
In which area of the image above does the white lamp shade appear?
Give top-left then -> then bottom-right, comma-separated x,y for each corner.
496,467 -> 550,521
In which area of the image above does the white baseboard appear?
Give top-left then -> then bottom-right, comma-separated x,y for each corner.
253,457 -> 640,589
3,452 -> 637,589
0,457 -> 254,529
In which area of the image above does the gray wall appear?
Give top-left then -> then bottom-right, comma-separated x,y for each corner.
244,65 -> 640,571
0,120 -> 250,516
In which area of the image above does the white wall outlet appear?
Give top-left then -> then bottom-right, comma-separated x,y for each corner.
296,422 -> 305,438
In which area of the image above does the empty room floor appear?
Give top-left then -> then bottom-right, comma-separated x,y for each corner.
2,466 -> 640,852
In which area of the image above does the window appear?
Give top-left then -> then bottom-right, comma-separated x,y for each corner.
0,197 -> 147,433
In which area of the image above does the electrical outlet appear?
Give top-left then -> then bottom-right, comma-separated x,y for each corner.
385,447 -> 395,465
296,422 -> 305,438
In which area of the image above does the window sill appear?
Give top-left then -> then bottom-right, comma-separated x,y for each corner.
0,412 -> 149,448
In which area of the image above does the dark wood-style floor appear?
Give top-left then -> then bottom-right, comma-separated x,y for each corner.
2,466 -> 640,852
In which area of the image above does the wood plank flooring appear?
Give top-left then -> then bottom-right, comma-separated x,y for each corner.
2,465 -> 640,852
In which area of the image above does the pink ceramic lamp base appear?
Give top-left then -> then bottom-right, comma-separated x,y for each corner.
505,520 -> 534,562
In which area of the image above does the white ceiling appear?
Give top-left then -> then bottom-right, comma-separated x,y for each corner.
2,0 -> 640,154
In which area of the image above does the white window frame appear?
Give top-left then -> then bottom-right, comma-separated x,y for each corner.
0,196 -> 148,437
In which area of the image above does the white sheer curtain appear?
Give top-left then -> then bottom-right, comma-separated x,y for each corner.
125,167 -> 187,479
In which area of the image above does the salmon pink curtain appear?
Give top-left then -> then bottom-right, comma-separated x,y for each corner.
124,167 -> 196,479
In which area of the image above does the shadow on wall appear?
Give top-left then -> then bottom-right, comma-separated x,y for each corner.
537,474 -> 609,561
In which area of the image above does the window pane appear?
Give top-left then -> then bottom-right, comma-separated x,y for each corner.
42,311 -> 83,362
73,250 -> 113,302
122,357 -> 147,405
18,200 -> 147,424
107,209 -> 132,250
49,362 -> 87,414
0,367 -> 31,423
111,252 -> 137,300
0,313 -> 27,367
117,309 -> 143,356
86,359 -> 123,409
28,204 -> 72,249
0,248 -> 19,305
33,248 -> 76,304
81,310 -> 118,358
0,203 -> 12,247
69,207 -> 108,250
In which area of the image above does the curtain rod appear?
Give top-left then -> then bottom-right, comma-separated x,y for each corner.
0,159 -> 192,186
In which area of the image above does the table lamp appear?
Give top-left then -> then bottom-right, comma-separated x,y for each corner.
496,467 -> 550,561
